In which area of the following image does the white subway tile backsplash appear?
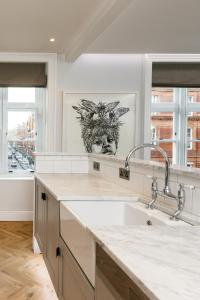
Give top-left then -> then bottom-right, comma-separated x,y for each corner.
184,188 -> 194,214
36,160 -> 54,173
71,161 -> 88,173
192,188 -> 200,216
63,156 -> 81,161
178,175 -> 200,189
35,155 -> 45,161
135,165 -> 153,177
35,154 -> 88,174
54,161 -> 71,173
80,156 -> 88,161
143,176 -> 153,198
35,153 -> 200,222
87,156 -> 200,223
45,156 -> 62,161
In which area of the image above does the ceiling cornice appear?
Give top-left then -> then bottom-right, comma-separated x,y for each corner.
146,54 -> 200,62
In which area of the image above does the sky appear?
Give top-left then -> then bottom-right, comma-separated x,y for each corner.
7,88 -> 35,130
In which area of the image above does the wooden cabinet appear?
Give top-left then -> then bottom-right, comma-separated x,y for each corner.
59,237 -> 94,300
35,179 -> 60,294
35,179 -> 151,300
43,191 -> 60,292
95,244 -> 152,300
35,180 -> 46,252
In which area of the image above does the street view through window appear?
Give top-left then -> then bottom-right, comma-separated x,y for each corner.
7,88 -> 36,173
8,111 -> 35,172
151,88 -> 200,168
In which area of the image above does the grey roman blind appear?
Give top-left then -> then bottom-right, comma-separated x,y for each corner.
152,62 -> 200,88
0,63 -> 47,87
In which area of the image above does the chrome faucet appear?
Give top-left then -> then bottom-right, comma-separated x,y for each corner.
124,143 -> 185,220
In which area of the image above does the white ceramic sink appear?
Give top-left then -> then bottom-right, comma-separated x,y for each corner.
60,200 -> 188,286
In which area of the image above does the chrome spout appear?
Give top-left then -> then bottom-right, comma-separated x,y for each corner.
124,143 -> 172,196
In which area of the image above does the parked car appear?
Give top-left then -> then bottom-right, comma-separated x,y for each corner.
11,160 -> 17,168
22,162 -> 29,168
15,154 -> 22,160
18,158 -> 23,164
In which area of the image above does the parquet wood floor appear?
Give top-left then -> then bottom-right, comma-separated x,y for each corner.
0,221 -> 58,300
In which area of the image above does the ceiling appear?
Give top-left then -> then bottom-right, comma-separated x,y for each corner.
88,0 -> 200,54
0,0 -> 131,60
1,0 -> 200,61
0,0 -> 100,52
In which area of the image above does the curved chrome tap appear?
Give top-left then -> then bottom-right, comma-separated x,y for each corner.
124,144 -> 186,219
124,143 -> 176,199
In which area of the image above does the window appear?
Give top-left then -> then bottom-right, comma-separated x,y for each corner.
151,95 -> 159,103
187,128 -> 192,150
0,87 -> 45,173
150,87 -> 200,168
8,88 -> 35,103
187,162 -> 194,167
187,96 -> 194,103
151,126 -> 156,141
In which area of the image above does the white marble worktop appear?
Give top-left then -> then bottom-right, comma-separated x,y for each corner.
35,173 -> 135,201
35,172 -> 200,299
89,225 -> 200,300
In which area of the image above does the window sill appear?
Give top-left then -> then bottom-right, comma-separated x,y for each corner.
0,173 -> 34,180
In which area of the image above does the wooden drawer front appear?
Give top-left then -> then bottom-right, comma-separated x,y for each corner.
96,244 -> 155,300
59,238 -> 94,300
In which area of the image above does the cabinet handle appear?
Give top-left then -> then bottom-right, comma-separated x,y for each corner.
56,247 -> 61,257
41,192 -> 47,200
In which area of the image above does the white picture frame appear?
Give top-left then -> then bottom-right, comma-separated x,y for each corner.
62,92 -> 137,156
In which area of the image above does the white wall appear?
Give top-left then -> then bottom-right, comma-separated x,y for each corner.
56,53 -> 145,152
0,178 -> 34,220
58,54 -> 143,92
0,53 -> 145,220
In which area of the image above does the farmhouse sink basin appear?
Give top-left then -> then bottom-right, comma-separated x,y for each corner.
60,200 -> 189,286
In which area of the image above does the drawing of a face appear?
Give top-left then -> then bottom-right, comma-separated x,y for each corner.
72,99 -> 129,155
92,134 -> 117,155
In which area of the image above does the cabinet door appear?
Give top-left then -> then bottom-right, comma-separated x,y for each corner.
44,192 -> 60,293
96,268 -> 123,300
95,244 -> 151,300
59,238 -> 94,300
35,181 -> 46,252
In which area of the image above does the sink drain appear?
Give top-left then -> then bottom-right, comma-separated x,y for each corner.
146,220 -> 152,226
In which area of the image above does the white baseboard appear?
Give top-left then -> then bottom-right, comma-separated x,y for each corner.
0,210 -> 33,221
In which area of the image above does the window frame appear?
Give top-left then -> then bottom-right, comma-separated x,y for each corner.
150,87 -> 200,167
187,128 -> 193,150
0,87 -> 45,173
144,54 -> 200,171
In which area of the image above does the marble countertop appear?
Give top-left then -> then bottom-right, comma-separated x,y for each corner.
35,173 -> 135,201
35,172 -> 200,299
89,225 -> 200,300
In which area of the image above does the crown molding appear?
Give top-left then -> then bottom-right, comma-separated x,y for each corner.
146,53 -> 200,62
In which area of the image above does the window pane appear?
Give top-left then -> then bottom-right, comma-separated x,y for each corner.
187,142 -> 200,168
151,111 -> 174,164
187,115 -> 200,140
8,111 -> 36,172
151,142 -> 174,164
151,88 -> 174,103
8,88 -> 35,103
187,113 -> 200,168
151,112 -> 174,140
187,88 -> 200,103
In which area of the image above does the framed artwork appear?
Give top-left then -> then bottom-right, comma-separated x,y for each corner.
62,93 -> 137,156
